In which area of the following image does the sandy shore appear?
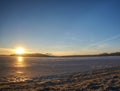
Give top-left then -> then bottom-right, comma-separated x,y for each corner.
0,67 -> 120,91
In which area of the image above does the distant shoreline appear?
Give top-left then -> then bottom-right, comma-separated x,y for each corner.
0,52 -> 120,57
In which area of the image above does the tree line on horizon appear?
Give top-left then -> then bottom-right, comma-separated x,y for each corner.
9,52 -> 120,57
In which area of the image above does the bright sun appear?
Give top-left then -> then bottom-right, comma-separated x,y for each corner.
16,47 -> 25,55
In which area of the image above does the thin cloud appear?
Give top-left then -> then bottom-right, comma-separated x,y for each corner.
0,48 -> 14,51
80,34 -> 120,52
86,34 -> 120,49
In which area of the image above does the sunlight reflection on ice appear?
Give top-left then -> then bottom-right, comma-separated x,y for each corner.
18,56 -> 23,62
14,56 -> 26,67
11,57 -> 31,82
16,71 -> 23,74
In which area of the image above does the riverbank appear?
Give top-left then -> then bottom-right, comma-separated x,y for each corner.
0,66 -> 120,91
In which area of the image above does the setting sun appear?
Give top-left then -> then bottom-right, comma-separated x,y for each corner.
16,48 -> 25,55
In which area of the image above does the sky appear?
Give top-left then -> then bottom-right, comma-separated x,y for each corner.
0,0 -> 120,55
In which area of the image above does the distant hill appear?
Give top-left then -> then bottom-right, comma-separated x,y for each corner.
10,53 -> 54,57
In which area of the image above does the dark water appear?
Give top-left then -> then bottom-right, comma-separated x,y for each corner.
0,56 -> 120,82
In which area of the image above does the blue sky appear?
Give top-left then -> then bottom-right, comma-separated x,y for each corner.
0,0 -> 120,55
